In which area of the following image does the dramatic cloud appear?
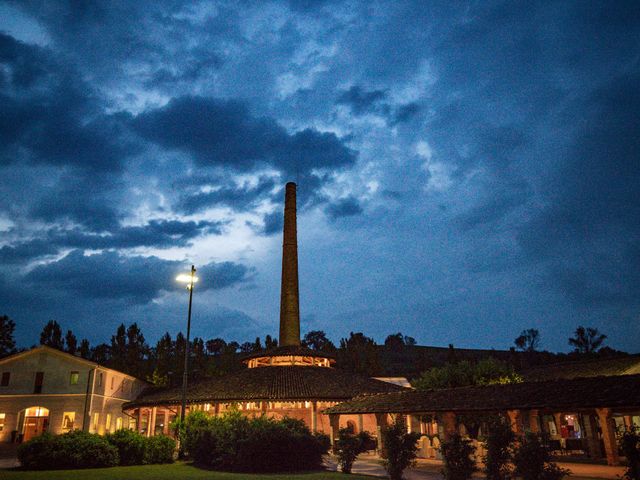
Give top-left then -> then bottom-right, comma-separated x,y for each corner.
0,1 -> 638,352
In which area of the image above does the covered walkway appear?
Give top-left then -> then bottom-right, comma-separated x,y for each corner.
325,374 -> 640,466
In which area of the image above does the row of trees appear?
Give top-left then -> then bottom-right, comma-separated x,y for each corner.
0,313 -> 617,386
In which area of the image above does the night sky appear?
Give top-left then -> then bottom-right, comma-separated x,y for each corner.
1,1 -> 638,352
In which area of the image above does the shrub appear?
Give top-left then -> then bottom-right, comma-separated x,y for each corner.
145,435 -> 176,464
483,416 -> 514,480
335,428 -> 373,473
183,410 -> 329,472
620,426 -> 640,480
172,410 -> 210,458
17,431 -> 119,470
106,429 -> 146,465
513,433 -> 570,480
381,417 -> 421,480
440,433 -> 477,480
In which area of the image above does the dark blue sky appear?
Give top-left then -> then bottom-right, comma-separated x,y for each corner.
0,1 -> 638,352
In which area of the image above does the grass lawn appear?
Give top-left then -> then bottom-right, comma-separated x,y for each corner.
1,462 -> 375,480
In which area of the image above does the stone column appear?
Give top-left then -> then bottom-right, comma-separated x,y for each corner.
375,413 -> 389,456
528,409 -> 540,433
149,407 -> 157,436
624,415 -> 633,429
358,414 -> 364,434
553,412 -> 563,437
581,414 -> 602,459
137,408 -> 142,434
596,408 -> 620,465
163,410 -> 169,435
441,412 -> 457,441
311,402 -> 318,433
329,414 -> 340,452
507,410 -> 524,436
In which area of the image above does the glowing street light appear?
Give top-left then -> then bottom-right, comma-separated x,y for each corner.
177,265 -> 198,425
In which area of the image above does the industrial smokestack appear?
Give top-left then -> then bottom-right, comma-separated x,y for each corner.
279,182 -> 301,346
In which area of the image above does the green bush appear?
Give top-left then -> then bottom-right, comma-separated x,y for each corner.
106,429 -> 147,465
381,417 -> 421,480
620,426 -> 640,480
440,433 -> 477,480
145,435 -> 176,464
482,416 -> 514,480
183,410 -> 329,472
513,433 -> 570,480
17,431 -> 119,470
335,428 -> 373,473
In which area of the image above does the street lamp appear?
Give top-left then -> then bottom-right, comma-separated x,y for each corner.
176,265 -> 198,424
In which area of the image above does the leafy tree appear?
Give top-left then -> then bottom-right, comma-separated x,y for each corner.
302,330 -> 336,351
381,417 -> 420,480
65,330 -> 78,355
264,334 -> 278,350
414,358 -> 521,391
512,433 -> 569,480
569,326 -> 607,354
404,336 -> 416,346
338,332 -> 380,376
78,339 -> 91,359
483,416 -> 514,480
191,337 -> 208,380
620,426 -> 640,480
91,343 -> 111,364
39,320 -> 64,350
441,433 -> 477,480
252,336 -> 262,352
0,315 -> 17,357
110,324 -> 128,372
514,328 -> 541,352
385,333 -> 406,349
239,341 -> 253,353
126,323 -> 148,377
205,338 -> 226,355
152,332 -> 173,385
335,428 -> 373,474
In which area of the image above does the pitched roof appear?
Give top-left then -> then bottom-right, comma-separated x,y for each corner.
0,345 -> 148,383
522,355 -> 640,381
324,374 -> 640,414
124,366 -> 406,409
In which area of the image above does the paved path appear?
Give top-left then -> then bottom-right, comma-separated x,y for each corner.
325,453 -> 626,480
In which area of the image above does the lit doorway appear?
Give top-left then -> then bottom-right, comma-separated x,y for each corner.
22,406 -> 50,442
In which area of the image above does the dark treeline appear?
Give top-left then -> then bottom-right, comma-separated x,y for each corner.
0,315 -> 628,385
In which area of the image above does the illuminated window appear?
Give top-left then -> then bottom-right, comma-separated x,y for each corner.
111,376 -> 115,390
93,412 -> 99,430
97,372 -> 103,387
116,417 -> 122,430
106,414 -> 112,431
62,412 -> 75,430
1,372 -> 9,386
0,413 -> 5,431
70,371 -> 79,385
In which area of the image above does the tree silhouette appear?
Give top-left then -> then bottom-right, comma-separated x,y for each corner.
65,330 -> 78,355
0,315 -> 17,357
514,329 -> 541,352
78,339 -> 91,359
568,326 -> 607,354
39,320 -> 64,350
302,330 -> 336,351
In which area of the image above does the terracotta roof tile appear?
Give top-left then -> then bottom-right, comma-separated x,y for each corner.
125,366 -> 406,409
324,374 -> 640,414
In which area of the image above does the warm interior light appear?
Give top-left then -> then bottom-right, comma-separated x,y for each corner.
176,273 -> 199,283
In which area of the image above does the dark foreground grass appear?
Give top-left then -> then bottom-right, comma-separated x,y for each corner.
0,462 -> 375,480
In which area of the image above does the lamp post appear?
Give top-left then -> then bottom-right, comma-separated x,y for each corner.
176,265 -> 198,424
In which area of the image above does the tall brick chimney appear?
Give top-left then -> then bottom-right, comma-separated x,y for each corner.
279,182 -> 301,346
